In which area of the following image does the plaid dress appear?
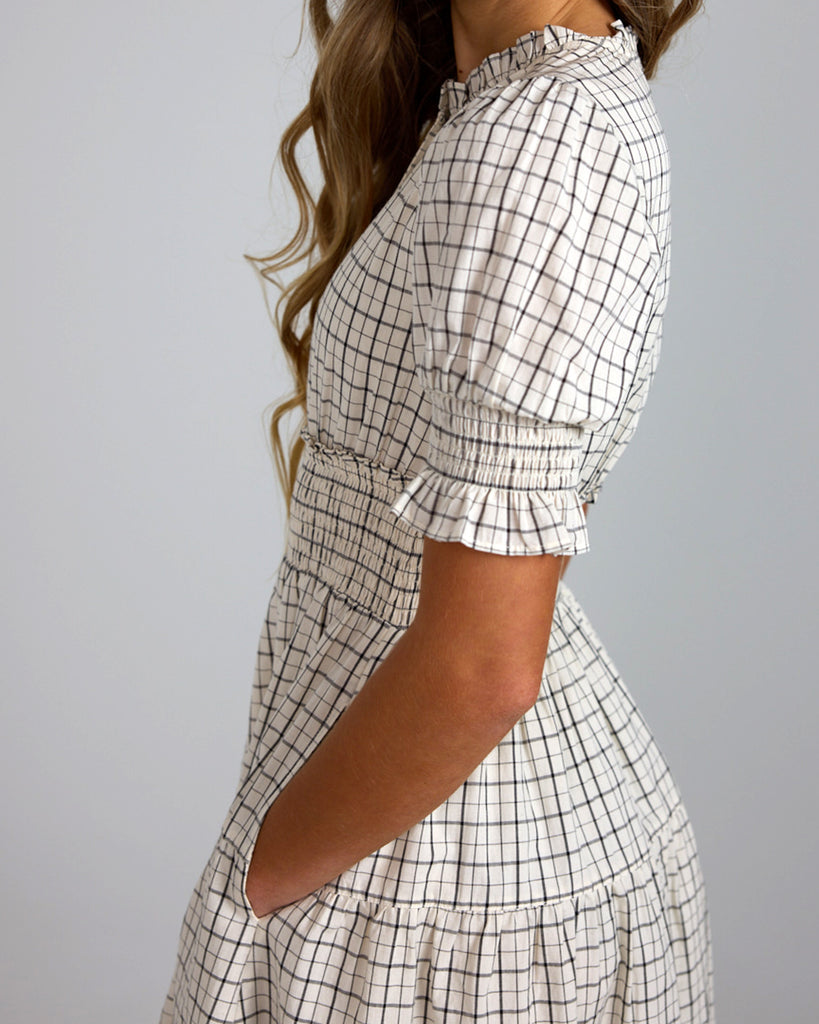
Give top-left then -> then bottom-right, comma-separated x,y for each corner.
160,18 -> 715,1023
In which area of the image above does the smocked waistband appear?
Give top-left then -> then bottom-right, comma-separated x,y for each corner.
281,432 -> 425,627
281,431 -> 571,628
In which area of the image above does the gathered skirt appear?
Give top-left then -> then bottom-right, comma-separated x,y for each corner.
159,435 -> 714,1023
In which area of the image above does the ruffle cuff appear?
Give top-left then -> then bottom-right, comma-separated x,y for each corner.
389,391 -> 590,556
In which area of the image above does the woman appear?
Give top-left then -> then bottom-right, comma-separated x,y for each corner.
160,1 -> 714,1021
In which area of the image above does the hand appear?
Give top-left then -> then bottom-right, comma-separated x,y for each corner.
245,843 -> 290,919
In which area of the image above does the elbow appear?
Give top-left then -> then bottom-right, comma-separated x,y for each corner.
401,618 -> 547,724
500,674 -> 543,718
450,665 -> 543,725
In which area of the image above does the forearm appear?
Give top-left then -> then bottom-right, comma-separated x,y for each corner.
245,623 -> 533,917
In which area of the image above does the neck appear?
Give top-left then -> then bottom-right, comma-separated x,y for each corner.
449,0 -> 619,83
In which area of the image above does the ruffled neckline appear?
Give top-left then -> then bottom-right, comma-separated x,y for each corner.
438,18 -> 637,119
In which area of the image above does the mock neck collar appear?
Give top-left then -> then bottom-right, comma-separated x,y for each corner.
438,18 -> 638,120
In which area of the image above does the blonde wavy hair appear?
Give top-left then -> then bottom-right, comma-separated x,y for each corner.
243,0 -> 705,521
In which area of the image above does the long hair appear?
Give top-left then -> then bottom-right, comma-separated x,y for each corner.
243,0 -> 704,520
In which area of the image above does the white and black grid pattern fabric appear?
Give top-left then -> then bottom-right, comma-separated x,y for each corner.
160,18 -> 714,1023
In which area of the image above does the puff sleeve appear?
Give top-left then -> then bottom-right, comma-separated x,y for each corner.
388,80 -> 660,556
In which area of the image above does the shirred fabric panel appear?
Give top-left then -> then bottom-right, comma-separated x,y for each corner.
393,391 -> 589,556
390,80 -> 660,555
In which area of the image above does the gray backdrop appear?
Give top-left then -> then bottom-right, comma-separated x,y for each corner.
3,2 -> 816,1021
